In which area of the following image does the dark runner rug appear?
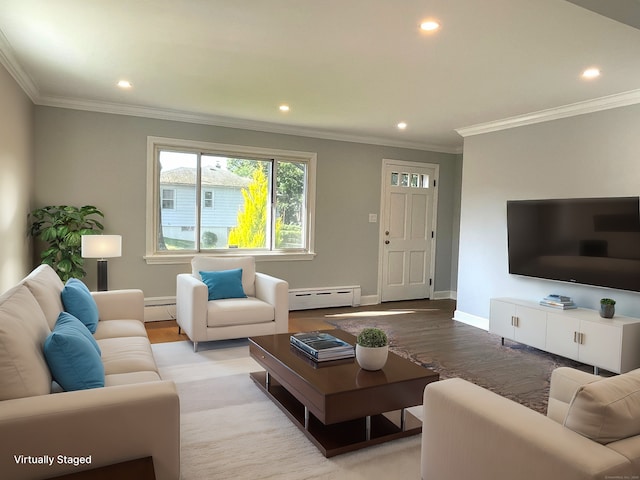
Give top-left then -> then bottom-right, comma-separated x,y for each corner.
322,299 -> 592,415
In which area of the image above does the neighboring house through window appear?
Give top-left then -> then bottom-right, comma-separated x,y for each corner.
145,137 -> 316,262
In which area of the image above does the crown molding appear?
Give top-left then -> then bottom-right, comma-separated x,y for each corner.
0,30 -> 39,101
0,29 -> 459,155
36,94 -> 461,154
456,89 -> 640,138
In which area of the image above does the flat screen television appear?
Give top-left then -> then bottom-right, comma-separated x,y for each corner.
507,197 -> 640,292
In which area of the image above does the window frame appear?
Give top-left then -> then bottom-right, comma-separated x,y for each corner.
145,136 -> 316,264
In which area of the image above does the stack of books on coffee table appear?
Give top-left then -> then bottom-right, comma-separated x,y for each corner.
290,332 -> 355,362
540,294 -> 577,309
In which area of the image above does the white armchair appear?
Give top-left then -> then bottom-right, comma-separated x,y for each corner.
176,256 -> 289,351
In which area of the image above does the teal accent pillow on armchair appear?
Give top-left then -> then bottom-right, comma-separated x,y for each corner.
199,268 -> 247,301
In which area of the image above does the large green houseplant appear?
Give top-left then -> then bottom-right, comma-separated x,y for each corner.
28,205 -> 104,281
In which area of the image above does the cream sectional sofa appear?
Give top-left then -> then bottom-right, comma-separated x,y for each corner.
0,265 -> 180,480
421,366 -> 640,479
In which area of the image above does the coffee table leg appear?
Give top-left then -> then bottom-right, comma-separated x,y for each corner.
365,416 -> 371,441
401,408 -> 406,431
304,406 -> 309,429
265,371 -> 270,391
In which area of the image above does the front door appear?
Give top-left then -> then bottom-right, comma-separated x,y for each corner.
380,160 -> 438,302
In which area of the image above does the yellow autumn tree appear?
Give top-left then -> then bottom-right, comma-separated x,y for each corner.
228,168 -> 282,248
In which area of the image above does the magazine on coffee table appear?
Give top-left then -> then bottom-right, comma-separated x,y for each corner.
290,332 -> 355,362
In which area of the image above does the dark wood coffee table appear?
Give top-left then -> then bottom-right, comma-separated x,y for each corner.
249,329 -> 439,457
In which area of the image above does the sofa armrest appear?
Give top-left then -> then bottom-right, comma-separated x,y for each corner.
0,381 -> 180,480
547,367 -> 601,423
91,289 -> 144,322
255,272 -> 289,333
422,378 -> 633,480
176,273 -> 208,341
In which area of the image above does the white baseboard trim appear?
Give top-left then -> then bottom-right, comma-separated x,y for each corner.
453,309 -> 489,331
360,294 -> 379,306
353,292 -> 455,306
432,290 -> 456,300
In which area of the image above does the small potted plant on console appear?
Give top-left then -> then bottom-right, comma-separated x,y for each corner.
600,298 -> 616,319
356,327 -> 389,371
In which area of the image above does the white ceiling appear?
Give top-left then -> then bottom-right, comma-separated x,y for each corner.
1,0 -> 639,153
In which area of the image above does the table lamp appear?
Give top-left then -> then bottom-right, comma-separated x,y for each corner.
81,235 -> 122,291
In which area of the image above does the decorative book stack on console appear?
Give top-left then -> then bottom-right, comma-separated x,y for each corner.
540,294 -> 576,310
290,332 -> 355,362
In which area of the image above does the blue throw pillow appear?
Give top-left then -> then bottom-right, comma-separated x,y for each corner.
44,315 -> 105,391
199,268 -> 247,301
61,278 -> 99,333
55,312 -> 101,355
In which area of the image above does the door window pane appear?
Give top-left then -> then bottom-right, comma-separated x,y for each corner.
411,173 -> 419,188
421,174 -> 430,188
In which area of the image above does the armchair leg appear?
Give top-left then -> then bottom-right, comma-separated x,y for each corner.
193,341 -> 198,353
178,326 -> 182,335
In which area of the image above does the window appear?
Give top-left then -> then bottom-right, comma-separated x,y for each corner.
146,137 -> 316,262
390,171 -> 430,189
203,191 -> 213,209
161,189 -> 175,209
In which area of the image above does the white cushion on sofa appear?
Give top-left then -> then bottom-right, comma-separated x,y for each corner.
191,256 -> 256,297
97,336 -> 159,375
0,285 -> 52,400
105,371 -> 161,387
93,319 -> 147,340
564,368 -> 640,444
22,264 -> 65,330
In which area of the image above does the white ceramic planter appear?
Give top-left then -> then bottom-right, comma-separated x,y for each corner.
355,344 -> 389,371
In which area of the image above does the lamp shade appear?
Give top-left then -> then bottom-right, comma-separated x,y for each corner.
81,235 -> 122,259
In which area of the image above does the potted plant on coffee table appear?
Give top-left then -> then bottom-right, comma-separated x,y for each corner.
600,298 -> 616,319
356,327 -> 389,371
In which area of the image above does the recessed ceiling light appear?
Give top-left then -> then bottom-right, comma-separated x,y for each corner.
420,20 -> 440,32
582,68 -> 601,79
279,104 -> 290,112
397,122 -> 408,130
117,80 -> 133,89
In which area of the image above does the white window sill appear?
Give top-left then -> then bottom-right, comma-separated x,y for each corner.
144,251 -> 316,265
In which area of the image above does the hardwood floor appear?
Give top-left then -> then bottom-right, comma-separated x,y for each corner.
143,301 -> 447,344
144,319 -> 189,344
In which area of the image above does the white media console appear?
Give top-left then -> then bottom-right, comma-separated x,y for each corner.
490,298 -> 640,374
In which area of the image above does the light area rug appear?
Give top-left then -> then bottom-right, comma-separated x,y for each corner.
152,340 -> 422,480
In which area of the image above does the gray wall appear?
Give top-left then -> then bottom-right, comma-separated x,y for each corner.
0,64 -> 33,293
33,106 -> 461,299
457,103 -> 640,324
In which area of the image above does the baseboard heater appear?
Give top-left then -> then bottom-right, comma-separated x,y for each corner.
144,297 -> 176,322
288,286 -> 361,311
